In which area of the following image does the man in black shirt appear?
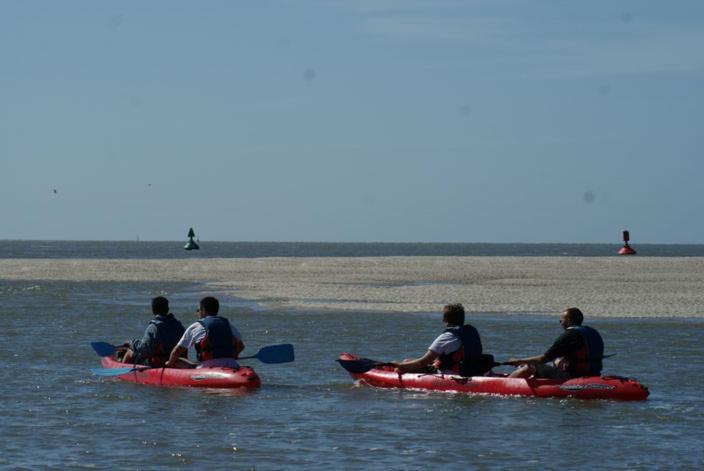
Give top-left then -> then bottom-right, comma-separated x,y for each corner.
507,307 -> 604,379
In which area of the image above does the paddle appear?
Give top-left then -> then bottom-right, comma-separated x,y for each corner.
89,358 -> 197,377
337,355 -> 513,375
337,357 -> 394,374
238,344 -> 295,364
90,366 -> 157,377
91,341 -> 118,357
89,343 -> 295,377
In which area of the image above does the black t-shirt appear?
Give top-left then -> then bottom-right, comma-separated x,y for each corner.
544,329 -> 585,363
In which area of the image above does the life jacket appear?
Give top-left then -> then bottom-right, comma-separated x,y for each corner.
148,314 -> 185,367
434,325 -> 483,375
568,325 -> 604,376
194,316 -> 236,362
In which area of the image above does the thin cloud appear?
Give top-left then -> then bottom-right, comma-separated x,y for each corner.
359,15 -> 704,77
312,0 -> 479,14
548,30 -> 704,77
361,17 -> 510,42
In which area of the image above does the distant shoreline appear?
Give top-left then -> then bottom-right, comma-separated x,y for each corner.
3,240 -> 704,259
3,239 -> 704,245
2,256 -> 703,317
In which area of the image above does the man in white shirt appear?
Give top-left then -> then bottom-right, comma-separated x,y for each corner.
166,296 -> 245,369
393,304 -> 483,375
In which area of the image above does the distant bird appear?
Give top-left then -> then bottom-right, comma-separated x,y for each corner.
52,189 -> 57,194
147,183 -> 152,187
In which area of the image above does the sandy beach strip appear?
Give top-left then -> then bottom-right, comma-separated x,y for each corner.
1,257 -> 703,317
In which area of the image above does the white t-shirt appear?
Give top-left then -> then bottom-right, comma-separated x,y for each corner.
178,317 -> 243,368
428,331 -> 462,355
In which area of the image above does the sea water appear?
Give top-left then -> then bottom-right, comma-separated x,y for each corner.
3,240 -> 704,259
0,243 -> 702,469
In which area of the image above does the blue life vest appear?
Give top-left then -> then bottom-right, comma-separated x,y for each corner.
195,316 -> 236,361
148,314 -> 185,366
436,325 -> 483,374
570,325 -> 604,376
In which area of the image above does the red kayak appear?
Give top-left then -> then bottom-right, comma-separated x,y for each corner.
338,353 -> 649,401
99,356 -> 261,389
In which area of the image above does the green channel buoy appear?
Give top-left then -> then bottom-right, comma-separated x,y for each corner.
184,227 -> 200,250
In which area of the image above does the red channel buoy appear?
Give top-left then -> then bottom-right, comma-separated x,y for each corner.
618,230 -> 636,255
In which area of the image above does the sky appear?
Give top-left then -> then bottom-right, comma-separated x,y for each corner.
1,0 -> 703,243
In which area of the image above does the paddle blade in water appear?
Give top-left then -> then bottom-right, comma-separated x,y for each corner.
91,342 -> 116,357
252,344 -> 295,363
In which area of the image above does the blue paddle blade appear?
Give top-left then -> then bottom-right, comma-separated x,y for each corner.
91,342 -> 117,357
90,367 -> 136,377
252,344 -> 295,364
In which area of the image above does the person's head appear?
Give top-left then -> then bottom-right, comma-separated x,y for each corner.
560,307 -> 583,329
198,296 -> 220,318
442,303 -> 465,326
151,296 -> 169,316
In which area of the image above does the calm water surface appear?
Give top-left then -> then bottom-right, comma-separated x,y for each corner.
0,280 -> 702,469
3,240 -> 704,258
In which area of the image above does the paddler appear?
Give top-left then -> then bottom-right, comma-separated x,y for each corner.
165,296 -> 245,369
392,303 -> 487,375
507,307 -> 604,378
122,296 -> 186,367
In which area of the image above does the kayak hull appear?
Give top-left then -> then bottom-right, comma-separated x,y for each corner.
339,353 -> 649,401
99,356 -> 261,389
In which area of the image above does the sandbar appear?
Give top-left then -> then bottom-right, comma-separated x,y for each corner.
1,257 -> 703,317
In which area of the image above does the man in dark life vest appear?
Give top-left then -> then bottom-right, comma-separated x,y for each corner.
393,304 -> 485,375
507,307 -> 604,379
165,296 -> 245,369
122,296 -> 186,367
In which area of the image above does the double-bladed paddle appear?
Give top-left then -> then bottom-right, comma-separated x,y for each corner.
337,358 -> 513,375
338,353 -> 617,375
89,342 -> 295,377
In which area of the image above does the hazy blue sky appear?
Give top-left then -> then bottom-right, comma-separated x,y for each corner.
2,1 -> 703,243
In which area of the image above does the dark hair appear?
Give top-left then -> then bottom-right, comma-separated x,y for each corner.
199,296 -> 220,315
151,296 -> 169,316
442,303 -> 465,326
564,307 -> 583,326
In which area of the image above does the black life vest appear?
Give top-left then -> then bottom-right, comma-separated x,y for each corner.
148,314 -> 185,367
435,325 -> 483,375
194,316 -> 236,362
569,325 -> 604,376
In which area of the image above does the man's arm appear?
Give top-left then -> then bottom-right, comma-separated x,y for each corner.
166,346 -> 188,368
228,322 -> 245,358
233,338 -> 245,358
507,331 -> 575,366
129,325 -> 158,363
507,353 -> 548,366
394,350 -> 439,374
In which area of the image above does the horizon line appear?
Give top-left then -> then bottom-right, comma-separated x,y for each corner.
2,239 -> 702,246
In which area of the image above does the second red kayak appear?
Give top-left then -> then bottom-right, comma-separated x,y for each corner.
99,356 -> 261,389
338,353 -> 649,401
